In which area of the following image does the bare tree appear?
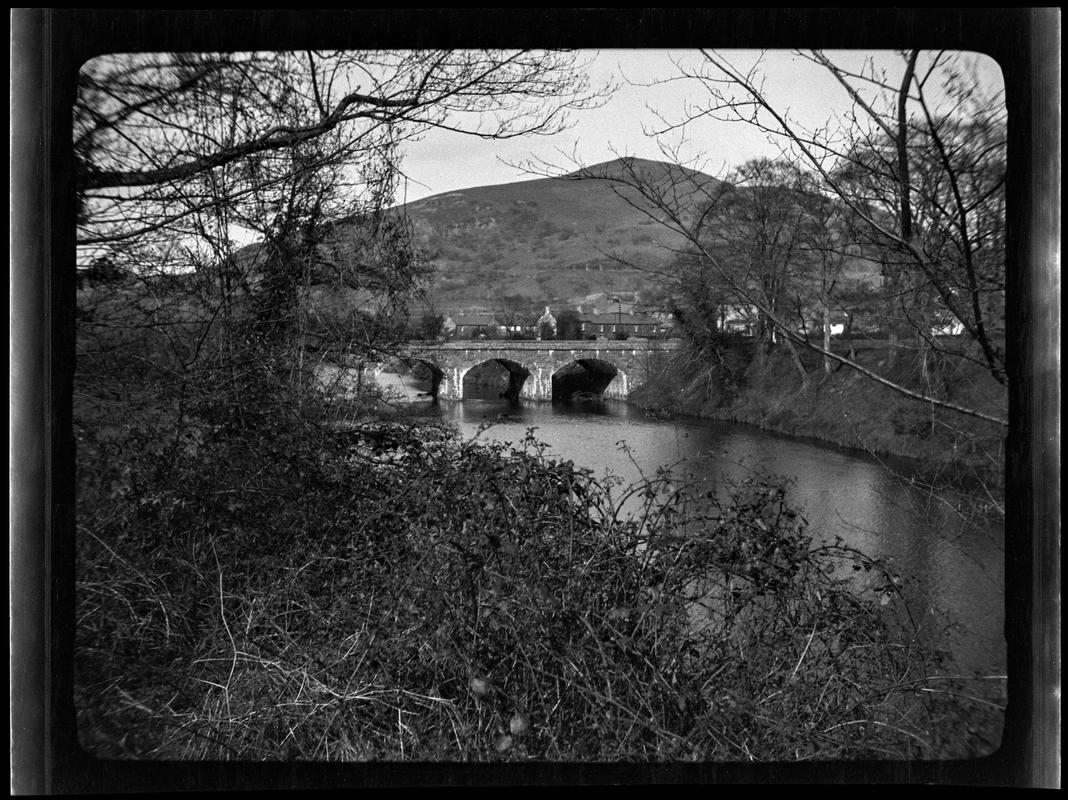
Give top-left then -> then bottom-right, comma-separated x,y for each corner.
794,183 -> 852,376
75,50 -> 602,252
531,51 -> 1007,427
696,157 -> 835,386
693,49 -> 1007,393
74,48 -> 607,434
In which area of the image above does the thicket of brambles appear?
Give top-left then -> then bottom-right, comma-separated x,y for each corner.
75,356 -> 1002,760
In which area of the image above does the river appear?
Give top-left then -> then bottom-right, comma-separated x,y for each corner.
437,398 -> 1006,676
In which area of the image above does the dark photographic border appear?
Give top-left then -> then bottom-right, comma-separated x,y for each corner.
10,7 -> 1060,790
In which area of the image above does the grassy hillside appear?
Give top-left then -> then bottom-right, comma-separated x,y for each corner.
401,158 -> 713,311
224,156 -> 882,319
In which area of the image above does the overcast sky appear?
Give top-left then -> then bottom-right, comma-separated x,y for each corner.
395,49 -> 1005,205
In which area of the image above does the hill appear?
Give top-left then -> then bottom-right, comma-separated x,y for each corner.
224,157 -> 882,321
400,157 -> 722,312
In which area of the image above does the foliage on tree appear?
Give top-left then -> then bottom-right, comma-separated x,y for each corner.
497,293 -> 535,339
416,312 -> 446,341
554,308 -> 584,340
76,256 -> 126,288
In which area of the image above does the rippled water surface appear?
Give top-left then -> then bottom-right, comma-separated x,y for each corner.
438,399 -> 1006,675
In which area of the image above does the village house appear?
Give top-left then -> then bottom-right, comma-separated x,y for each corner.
496,311 -> 551,339
445,304 -> 679,341
451,311 -> 504,339
535,306 -> 557,340
579,311 -> 662,339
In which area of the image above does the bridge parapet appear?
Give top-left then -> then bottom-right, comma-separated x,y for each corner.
406,339 -> 681,353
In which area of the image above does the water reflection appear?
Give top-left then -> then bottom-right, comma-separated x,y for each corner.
439,398 -> 1005,674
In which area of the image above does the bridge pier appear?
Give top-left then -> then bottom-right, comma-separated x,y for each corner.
439,367 -> 465,401
522,366 -> 551,401
603,371 -> 629,400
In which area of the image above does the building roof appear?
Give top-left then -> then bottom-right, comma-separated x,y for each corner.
581,312 -> 661,326
452,313 -> 502,327
537,307 -> 557,325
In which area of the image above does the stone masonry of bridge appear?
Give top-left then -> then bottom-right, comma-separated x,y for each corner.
401,339 -> 682,401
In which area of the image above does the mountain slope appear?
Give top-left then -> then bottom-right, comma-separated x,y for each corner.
225,157 -> 881,319
401,157 -> 722,310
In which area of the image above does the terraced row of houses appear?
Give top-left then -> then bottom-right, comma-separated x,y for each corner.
433,302 -> 963,342
441,306 -> 674,340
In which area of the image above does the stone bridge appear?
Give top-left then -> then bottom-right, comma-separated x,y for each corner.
392,339 -> 682,401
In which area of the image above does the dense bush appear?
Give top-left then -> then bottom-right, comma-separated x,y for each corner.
632,341 -> 1006,490
75,390 -> 1002,761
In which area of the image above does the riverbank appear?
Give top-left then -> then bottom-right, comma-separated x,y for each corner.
629,343 -> 1007,490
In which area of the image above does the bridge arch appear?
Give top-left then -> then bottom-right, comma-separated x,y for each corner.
399,340 -> 680,401
373,355 -> 444,401
461,358 -> 531,402
549,357 -> 629,402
